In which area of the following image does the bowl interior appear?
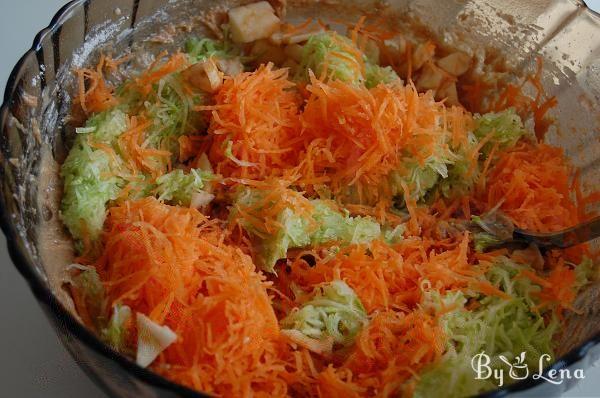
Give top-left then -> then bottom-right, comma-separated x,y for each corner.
1,0 -> 599,396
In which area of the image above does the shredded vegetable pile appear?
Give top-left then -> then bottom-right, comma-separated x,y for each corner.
63,3 -> 598,397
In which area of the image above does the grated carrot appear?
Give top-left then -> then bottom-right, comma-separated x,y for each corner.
477,142 -> 579,232
74,54 -> 119,115
318,309 -> 444,397
486,58 -> 557,140
229,177 -> 316,241
518,258 -> 577,317
199,63 -> 303,181
298,76 -> 469,205
117,116 -> 171,178
133,52 -> 188,96
278,234 -> 498,315
96,198 -> 295,396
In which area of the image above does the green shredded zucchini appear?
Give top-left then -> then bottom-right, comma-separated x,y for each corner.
233,188 -> 381,272
281,280 -> 368,352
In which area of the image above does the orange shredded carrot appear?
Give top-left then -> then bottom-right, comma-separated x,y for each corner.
449,106 -> 475,149
117,116 -> 171,178
195,56 -> 473,209
74,54 -> 119,114
96,198 -> 294,396
280,18 -> 316,36
462,57 -> 557,140
518,259 -> 577,316
199,63 -> 302,180
198,62 -> 472,210
341,15 -> 396,44
278,234 -> 497,315
478,142 -> 580,232
345,202 -> 406,225
133,52 -> 188,96
229,177 -> 315,240
474,248 -> 510,263
471,280 -> 511,300
298,76 -> 467,205
102,53 -> 130,75
326,309 -> 445,397
488,58 -> 557,140
317,366 -> 364,398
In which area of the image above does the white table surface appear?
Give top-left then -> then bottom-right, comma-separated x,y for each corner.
0,0 -> 598,397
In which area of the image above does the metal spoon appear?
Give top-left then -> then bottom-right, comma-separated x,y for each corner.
511,216 -> 600,250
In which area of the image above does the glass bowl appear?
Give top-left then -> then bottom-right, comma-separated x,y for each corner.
1,0 -> 598,397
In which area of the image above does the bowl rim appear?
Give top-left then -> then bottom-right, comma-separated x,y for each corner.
1,0 -> 599,397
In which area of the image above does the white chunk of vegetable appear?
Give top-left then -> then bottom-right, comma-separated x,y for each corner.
136,313 -> 177,368
228,2 -> 281,43
270,27 -> 323,46
184,59 -> 223,93
417,62 -> 445,91
190,191 -> 215,209
280,329 -> 334,356
412,42 -> 435,71
383,35 -> 407,60
269,31 -> 285,46
250,39 -> 287,65
102,305 -> 132,350
216,58 -> 245,76
197,153 -> 214,174
436,81 -> 459,106
437,52 -> 471,76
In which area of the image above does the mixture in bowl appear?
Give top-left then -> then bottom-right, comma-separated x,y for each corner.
62,2 -> 598,397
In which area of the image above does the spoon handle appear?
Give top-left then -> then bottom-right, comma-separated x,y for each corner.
513,216 -> 600,249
